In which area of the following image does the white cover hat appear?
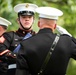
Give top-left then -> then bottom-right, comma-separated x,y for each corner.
0,17 -> 11,27
36,7 -> 63,20
14,3 -> 38,14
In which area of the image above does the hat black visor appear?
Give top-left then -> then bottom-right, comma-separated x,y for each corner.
18,11 -> 34,16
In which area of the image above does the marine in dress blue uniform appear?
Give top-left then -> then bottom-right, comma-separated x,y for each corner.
15,7 -> 76,75
0,3 -> 38,75
0,17 -> 11,75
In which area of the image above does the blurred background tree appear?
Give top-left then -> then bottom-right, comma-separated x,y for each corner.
0,0 -> 76,75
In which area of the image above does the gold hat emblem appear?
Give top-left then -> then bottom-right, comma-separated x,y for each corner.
25,4 -> 29,8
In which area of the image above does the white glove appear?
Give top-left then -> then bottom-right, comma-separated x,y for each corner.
56,25 -> 72,37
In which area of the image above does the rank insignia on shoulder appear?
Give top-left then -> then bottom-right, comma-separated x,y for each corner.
0,36 -> 5,43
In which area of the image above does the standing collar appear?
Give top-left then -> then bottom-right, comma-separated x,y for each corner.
16,28 -> 35,36
38,28 -> 53,33
16,28 -> 31,36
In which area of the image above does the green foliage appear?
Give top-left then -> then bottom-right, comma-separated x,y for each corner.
0,0 -> 76,75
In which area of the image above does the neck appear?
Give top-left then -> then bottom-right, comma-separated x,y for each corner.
40,25 -> 55,32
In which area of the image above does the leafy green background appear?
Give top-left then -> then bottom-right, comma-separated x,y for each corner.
0,0 -> 76,75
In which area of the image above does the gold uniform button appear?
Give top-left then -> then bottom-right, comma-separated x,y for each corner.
15,44 -> 18,46
23,31 -> 25,34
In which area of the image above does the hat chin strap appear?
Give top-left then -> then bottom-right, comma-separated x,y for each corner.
19,21 -> 32,30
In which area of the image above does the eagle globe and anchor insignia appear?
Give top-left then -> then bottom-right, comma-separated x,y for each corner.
25,3 -> 29,8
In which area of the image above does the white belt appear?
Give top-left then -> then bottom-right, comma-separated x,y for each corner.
8,64 -> 16,69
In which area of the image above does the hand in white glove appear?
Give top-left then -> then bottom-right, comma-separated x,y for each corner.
56,25 -> 72,37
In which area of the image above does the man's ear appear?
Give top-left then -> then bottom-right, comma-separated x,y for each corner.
0,26 -> 2,30
17,18 -> 20,24
38,21 -> 40,27
54,24 -> 57,29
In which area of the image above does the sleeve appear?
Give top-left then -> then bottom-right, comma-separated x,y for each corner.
16,46 -> 30,75
0,32 -> 17,63
71,37 -> 76,59
0,32 -> 14,53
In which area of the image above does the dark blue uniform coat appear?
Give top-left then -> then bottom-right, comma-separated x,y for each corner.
16,28 -> 76,75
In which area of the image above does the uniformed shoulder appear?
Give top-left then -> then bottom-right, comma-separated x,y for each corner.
59,34 -> 72,41
3,30 -> 15,34
2,31 -> 15,39
59,34 -> 72,44
4,31 -> 15,34
60,34 -> 71,37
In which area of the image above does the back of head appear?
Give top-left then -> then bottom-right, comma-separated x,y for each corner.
36,7 -> 63,30
14,3 -> 38,17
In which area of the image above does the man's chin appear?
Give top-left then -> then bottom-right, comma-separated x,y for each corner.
23,27 -> 32,31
